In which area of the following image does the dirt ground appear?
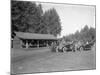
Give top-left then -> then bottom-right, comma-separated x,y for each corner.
11,46 -> 96,74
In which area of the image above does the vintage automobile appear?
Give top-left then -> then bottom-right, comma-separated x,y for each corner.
62,43 -> 75,52
55,40 -> 95,52
55,41 -> 75,52
79,41 -> 95,51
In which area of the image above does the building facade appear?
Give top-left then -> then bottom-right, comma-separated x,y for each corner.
12,32 -> 58,49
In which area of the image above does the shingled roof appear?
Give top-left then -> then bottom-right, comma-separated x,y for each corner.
15,32 -> 57,40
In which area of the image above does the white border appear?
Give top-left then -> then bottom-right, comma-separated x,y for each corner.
0,0 -> 100,75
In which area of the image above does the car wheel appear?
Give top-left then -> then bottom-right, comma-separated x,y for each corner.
63,47 -> 67,53
80,46 -> 84,51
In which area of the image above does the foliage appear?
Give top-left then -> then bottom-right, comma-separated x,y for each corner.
64,25 -> 96,42
42,8 -> 61,36
11,1 -> 61,38
11,1 -> 43,37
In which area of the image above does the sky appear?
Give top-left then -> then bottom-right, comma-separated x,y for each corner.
37,2 -> 96,38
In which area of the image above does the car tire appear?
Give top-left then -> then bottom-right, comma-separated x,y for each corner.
62,47 -> 67,53
80,46 -> 84,51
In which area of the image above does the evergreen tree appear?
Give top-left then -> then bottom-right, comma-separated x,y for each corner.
11,1 -> 43,37
43,8 -> 61,36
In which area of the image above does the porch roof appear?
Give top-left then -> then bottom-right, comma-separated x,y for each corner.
15,32 -> 57,40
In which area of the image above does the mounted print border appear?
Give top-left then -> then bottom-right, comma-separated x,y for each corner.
11,0 -> 96,74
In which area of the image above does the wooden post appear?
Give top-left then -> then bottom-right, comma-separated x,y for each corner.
37,40 -> 39,48
20,40 -> 22,48
26,40 -> 28,49
46,41 -> 48,47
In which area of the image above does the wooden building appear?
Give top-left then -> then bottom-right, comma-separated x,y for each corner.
12,32 -> 57,49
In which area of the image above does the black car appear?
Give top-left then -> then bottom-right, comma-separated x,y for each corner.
79,42 -> 94,51
62,43 -> 75,52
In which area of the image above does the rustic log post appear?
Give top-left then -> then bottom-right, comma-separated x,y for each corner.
26,40 -> 28,49
37,40 -> 39,48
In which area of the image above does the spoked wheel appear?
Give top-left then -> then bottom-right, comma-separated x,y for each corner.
62,47 -> 67,53
80,46 -> 84,51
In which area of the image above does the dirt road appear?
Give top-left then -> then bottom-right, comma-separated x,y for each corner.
11,47 -> 96,74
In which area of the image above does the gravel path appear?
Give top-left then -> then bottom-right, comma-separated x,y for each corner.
11,47 -> 96,74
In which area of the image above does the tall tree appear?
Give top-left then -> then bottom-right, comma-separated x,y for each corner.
88,27 -> 96,40
11,1 -> 62,37
64,25 -> 96,42
43,8 -> 61,36
11,1 -> 43,37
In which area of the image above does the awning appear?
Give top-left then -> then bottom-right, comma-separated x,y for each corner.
15,32 -> 57,40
